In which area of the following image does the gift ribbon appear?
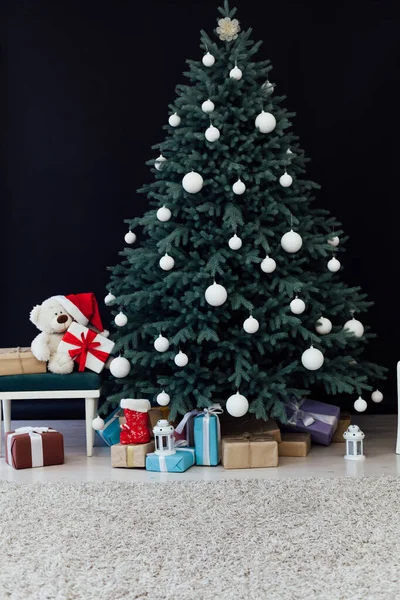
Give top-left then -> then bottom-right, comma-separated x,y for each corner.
7,427 -> 55,468
223,433 -> 273,468
200,404 -> 223,466
63,329 -> 109,372
175,409 -> 200,443
150,446 -> 194,472
286,398 -> 339,430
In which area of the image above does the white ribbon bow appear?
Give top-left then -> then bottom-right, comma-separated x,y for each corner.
8,427 -> 55,468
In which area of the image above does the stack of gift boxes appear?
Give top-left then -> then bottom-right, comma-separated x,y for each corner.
103,397 -> 352,473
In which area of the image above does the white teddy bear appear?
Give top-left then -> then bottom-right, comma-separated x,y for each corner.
30,297 -> 75,374
30,292 -> 108,375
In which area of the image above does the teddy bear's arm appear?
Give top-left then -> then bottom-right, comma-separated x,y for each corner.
31,332 -> 51,362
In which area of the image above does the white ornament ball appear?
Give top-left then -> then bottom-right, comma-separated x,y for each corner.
261,256 -> 276,273
262,80 -> 274,94
114,312 -> 128,327
159,254 -> 175,271
205,125 -> 220,142
110,356 -> 131,378
124,230 -> 136,244
371,389 -> 383,403
92,416 -> 105,431
281,230 -> 303,253
205,282 -> 228,307
104,292 -> 116,305
354,397 -> 368,412
328,235 -> 340,247
202,52 -> 215,67
155,154 -> 167,171
327,257 -> 341,272
279,172 -> 293,188
157,391 -> 170,406
168,113 -> 181,127
182,171 -> 204,194
154,334 -> 169,353
232,179 -> 246,195
156,206 -> 172,222
301,346 -> 324,371
229,66 -> 242,80
243,316 -> 259,334
228,234 -> 242,251
174,351 -> 188,367
226,393 -> 249,417
290,297 -> 306,315
316,317 -> 332,335
343,318 -> 364,338
201,99 -> 215,114
286,148 -> 294,155
255,111 -> 276,134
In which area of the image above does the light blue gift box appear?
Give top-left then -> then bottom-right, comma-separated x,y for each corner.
194,406 -> 223,466
146,448 -> 195,473
96,407 -> 121,447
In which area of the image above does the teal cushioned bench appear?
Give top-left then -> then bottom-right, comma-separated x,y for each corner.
0,372 -> 101,392
0,372 -> 102,457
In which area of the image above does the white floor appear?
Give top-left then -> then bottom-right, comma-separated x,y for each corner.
0,414 -> 398,483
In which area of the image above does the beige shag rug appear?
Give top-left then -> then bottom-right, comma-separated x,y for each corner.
1,476 -> 400,600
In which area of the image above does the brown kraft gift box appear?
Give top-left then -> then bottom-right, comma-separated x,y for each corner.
119,406 -> 169,436
6,429 -> 64,469
332,412 -> 351,443
278,433 -> 311,457
222,434 -> 279,469
111,441 -> 155,468
0,347 -> 47,376
219,413 -> 281,442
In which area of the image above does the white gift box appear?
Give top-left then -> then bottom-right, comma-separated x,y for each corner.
58,322 -> 115,374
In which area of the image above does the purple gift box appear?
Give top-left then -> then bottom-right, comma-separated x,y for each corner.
280,398 -> 340,446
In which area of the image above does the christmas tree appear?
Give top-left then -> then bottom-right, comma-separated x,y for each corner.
103,1 -> 385,421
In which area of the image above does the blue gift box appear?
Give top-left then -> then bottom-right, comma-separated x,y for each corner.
96,407 -> 122,447
146,448 -> 195,473
280,398 -> 340,446
194,407 -> 222,466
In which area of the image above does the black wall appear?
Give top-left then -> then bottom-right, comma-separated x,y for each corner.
1,0 -> 399,418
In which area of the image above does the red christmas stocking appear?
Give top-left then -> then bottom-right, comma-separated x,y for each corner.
120,399 -> 151,445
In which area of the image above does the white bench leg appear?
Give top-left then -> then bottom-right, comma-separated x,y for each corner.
3,399 -> 11,434
0,399 -> 2,457
397,362 -> 400,454
85,397 -> 98,457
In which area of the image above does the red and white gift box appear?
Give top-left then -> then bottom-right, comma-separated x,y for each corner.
58,322 -> 115,373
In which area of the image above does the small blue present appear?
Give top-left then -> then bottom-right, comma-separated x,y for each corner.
96,407 -> 122,447
146,448 -> 195,473
194,405 -> 223,466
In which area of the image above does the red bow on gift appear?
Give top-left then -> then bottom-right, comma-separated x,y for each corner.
63,330 -> 109,372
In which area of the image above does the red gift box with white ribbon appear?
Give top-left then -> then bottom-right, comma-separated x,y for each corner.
58,322 -> 115,373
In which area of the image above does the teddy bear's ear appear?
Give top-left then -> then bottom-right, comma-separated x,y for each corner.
30,305 -> 42,328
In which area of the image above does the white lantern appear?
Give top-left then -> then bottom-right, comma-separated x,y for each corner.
153,419 -> 176,456
343,425 -> 365,461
